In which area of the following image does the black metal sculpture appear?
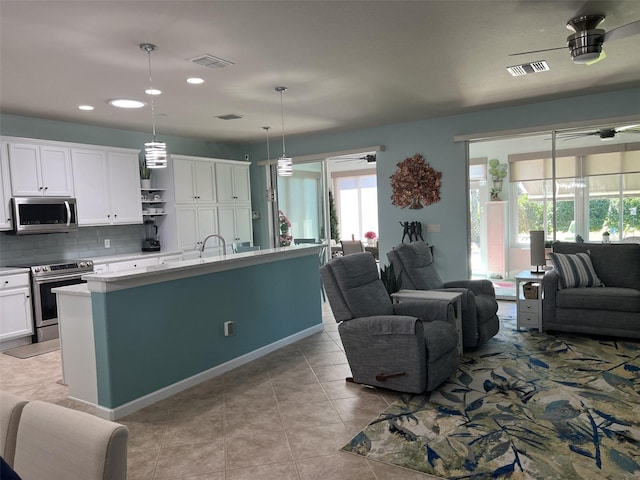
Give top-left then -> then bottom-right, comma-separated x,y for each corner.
400,221 -> 424,243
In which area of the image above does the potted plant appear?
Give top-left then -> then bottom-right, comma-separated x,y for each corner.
380,262 -> 400,298
278,210 -> 293,246
488,158 -> 507,200
364,230 -> 377,246
139,158 -> 152,189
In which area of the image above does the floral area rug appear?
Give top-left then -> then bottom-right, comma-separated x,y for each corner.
343,317 -> 640,479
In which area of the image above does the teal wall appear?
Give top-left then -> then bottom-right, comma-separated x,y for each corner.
0,113 -> 245,159
90,254 -> 322,408
3,87 -> 639,280
245,87 -> 640,281
0,113 -> 247,261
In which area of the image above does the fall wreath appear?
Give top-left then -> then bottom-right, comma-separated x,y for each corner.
390,153 -> 442,209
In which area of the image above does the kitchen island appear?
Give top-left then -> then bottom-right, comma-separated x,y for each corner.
54,245 -> 324,420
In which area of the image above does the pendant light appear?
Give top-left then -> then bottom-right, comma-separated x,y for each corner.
275,86 -> 292,176
264,126 -> 276,202
140,43 -> 167,168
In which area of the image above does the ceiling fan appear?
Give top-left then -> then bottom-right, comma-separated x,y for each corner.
333,154 -> 376,163
557,124 -> 640,140
510,15 -> 640,65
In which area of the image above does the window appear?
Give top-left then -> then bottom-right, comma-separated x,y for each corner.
510,147 -> 640,243
334,173 -> 378,240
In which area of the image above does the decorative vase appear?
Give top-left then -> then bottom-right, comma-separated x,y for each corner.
140,179 -> 151,190
409,197 -> 424,209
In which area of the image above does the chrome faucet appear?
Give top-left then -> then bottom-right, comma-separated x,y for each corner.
199,234 -> 226,257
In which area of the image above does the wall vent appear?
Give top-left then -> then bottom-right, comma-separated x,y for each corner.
507,60 -> 550,76
191,54 -> 234,69
217,114 -> 243,120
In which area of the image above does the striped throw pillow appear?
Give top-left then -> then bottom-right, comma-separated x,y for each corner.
549,252 -> 603,289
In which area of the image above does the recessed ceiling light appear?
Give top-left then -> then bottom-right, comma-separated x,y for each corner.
145,88 -> 162,95
107,98 -> 146,109
78,105 -> 94,111
187,77 -> 204,85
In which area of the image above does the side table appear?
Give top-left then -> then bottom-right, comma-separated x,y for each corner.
515,270 -> 545,332
391,289 -> 463,355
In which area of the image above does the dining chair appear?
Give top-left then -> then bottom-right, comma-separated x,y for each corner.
341,240 -> 365,255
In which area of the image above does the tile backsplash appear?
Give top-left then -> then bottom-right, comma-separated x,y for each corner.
0,224 -> 145,266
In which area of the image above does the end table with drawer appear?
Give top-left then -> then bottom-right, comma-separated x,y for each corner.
390,289 -> 463,355
515,270 -> 545,332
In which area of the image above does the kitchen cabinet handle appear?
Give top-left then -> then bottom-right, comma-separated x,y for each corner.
44,186 -> 48,190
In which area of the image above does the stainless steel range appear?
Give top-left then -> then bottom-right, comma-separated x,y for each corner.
17,260 -> 94,342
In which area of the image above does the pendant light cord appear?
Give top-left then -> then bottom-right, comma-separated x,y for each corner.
147,49 -> 157,141
278,87 -> 287,157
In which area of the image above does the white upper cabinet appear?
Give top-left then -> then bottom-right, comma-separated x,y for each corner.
8,142 -> 73,196
71,148 -> 142,226
107,151 -> 143,224
215,162 -> 250,204
0,144 -> 12,230
173,157 -> 216,204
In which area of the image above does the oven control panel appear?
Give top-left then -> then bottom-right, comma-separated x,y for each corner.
31,260 -> 94,276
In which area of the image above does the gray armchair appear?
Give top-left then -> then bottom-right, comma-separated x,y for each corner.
320,252 -> 459,393
387,241 -> 499,349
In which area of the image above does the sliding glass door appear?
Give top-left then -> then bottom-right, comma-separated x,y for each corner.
276,161 -> 327,246
468,121 -> 640,284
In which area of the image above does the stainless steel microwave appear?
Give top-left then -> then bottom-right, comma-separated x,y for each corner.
10,197 -> 78,235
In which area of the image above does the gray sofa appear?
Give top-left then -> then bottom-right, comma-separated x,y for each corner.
542,241 -> 640,338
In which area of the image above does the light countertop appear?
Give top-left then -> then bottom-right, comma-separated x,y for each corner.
84,244 -> 326,293
90,250 -> 182,264
0,267 -> 30,275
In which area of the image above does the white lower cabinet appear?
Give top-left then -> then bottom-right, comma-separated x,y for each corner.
218,205 -> 253,247
175,206 -> 219,251
0,273 -> 34,342
103,257 -> 159,273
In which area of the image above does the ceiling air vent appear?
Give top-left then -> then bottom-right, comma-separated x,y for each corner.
507,60 -> 550,76
191,54 -> 234,69
216,114 -> 243,120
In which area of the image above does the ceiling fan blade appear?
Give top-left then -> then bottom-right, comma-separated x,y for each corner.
604,19 -> 640,42
586,50 -> 606,65
616,124 -> 640,132
509,46 -> 566,56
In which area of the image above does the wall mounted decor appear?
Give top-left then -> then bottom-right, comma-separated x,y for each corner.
390,153 -> 441,209
399,221 -> 424,243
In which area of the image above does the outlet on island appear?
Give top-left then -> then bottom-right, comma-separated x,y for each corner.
104,239 -> 111,248
224,321 -> 234,336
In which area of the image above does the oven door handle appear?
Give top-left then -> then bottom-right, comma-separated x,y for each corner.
64,200 -> 71,227
33,273 -> 89,283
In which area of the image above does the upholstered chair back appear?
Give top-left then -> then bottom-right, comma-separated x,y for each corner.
320,252 -> 393,322
387,241 -> 444,290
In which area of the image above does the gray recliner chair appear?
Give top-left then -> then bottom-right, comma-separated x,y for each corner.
320,252 -> 460,393
387,241 -> 499,349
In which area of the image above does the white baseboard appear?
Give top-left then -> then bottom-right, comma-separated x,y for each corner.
89,323 -> 324,420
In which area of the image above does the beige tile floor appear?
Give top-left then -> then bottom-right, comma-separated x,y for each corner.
0,300 -> 516,480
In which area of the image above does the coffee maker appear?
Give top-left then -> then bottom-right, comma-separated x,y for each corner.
142,219 -> 161,252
